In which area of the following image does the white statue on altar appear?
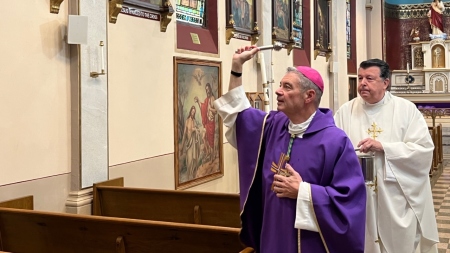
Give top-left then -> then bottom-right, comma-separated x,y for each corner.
427,0 -> 447,39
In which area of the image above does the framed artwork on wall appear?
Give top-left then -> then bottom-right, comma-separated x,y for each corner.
173,57 -> 223,190
225,0 -> 259,44
271,0 -> 295,55
314,0 -> 331,61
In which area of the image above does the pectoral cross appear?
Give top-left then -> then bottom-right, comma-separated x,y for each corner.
367,122 -> 383,140
270,153 -> 291,190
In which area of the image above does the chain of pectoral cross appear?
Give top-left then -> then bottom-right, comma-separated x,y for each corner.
367,122 -> 383,140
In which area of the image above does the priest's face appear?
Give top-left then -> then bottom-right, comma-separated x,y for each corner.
357,66 -> 389,104
275,72 -> 306,115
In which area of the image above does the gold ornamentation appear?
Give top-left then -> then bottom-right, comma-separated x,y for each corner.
225,28 -> 235,45
109,0 -> 124,24
50,0 -> 64,14
368,122 -> 383,140
160,0 -> 174,33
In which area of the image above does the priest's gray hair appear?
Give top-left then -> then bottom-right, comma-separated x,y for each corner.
286,67 -> 323,106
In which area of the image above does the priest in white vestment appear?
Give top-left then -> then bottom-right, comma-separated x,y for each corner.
334,59 -> 439,253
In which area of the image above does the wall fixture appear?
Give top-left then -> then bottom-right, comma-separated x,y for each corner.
109,0 -> 124,24
50,0 -> 64,14
90,41 -> 106,78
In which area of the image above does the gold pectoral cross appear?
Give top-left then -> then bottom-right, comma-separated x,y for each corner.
367,122 -> 383,140
270,153 -> 291,190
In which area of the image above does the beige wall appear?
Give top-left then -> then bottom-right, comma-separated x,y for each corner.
0,1 -> 71,209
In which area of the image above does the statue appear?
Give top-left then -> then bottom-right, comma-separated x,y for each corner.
427,0 -> 447,40
410,27 -> 420,42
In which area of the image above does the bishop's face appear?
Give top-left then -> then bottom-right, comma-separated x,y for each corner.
357,66 -> 389,104
275,72 -> 306,116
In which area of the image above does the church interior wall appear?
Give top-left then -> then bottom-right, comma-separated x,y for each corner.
0,1 -> 72,209
0,0 -> 381,211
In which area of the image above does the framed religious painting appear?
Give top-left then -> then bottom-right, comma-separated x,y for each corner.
272,0 -> 293,45
173,57 -> 224,190
225,0 -> 259,44
314,0 -> 331,60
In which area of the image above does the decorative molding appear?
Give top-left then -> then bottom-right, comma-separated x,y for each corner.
50,0 -> 64,14
109,0 -> 124,24
385,2 -> 450,19
160,0 -> 174,32
65,188 -> 93,214
430,73 -> 449,93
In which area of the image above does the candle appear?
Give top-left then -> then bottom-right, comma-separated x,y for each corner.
259,52 -> 268,84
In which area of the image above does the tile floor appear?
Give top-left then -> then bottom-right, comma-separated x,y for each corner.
433,165 -> 450,253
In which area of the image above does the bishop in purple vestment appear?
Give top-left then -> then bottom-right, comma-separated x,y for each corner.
214,45 -> 366,253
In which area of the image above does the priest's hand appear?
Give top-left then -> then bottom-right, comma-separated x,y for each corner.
357,138 -> 384,153
273,163 -> 302,199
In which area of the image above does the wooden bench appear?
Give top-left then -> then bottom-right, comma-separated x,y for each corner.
429,125 -> 443,187
0,207 -> 253,253
0,195 -> 33,210
93,178 -> 241,228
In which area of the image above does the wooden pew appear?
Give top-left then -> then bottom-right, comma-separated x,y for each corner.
0,207 -> 252,253
437,123 -> 443,166
428,126 -> 439,174
0,195 -> 33,210
93,178 -> 241,228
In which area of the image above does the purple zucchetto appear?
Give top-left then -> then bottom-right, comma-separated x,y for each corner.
296,66 -> 324,92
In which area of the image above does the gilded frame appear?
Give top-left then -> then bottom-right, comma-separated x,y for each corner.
314,0 -> 331,60
173,57 -> 223,190
225,0 -> 259,44
272,0 -> 293,44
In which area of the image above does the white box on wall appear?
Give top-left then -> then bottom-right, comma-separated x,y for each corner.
68,15 -> 88,45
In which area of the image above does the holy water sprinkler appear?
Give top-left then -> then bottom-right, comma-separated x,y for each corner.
258,41 -> 283,52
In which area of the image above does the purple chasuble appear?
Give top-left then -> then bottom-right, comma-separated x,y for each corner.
236,108 -> 366,253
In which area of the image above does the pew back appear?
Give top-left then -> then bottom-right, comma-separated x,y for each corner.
93,184 -> 241,228
0,207 -> 247,253
0,195 -> 33,210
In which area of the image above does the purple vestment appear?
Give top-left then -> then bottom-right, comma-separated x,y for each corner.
236,108 -> 366,253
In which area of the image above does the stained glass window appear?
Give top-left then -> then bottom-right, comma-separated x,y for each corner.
346,0 -> 351,59
176,0 -> 206,27
293,0 -> 303,48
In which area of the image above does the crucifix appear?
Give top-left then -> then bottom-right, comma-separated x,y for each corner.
270,153 -> 291,190
367,122 -> 383,140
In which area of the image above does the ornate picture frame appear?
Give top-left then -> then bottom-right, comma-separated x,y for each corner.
271,0 -> 295,55
173,57 -> 223,190
225,0 -> 259,44
314,0 -> 332,61
272,0 -> 292,43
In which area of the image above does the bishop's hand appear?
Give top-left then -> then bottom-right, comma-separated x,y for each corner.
232,45 -> 259,67
273,163 -> 302,199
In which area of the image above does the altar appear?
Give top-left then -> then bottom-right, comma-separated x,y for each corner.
391,39 -> 450,96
